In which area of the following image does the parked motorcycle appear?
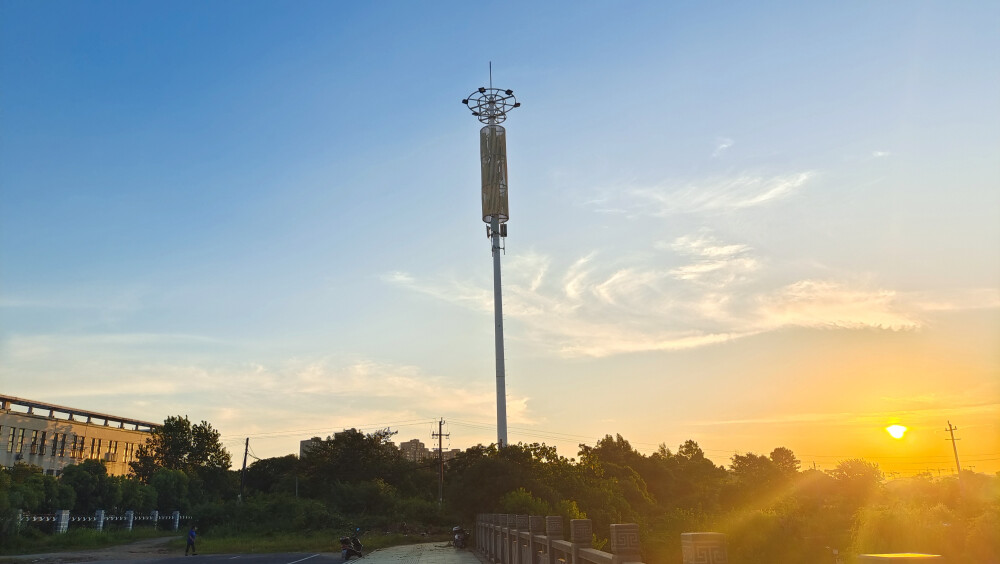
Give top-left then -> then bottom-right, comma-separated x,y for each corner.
452,525 -> 468,549
340,528 -> 364,560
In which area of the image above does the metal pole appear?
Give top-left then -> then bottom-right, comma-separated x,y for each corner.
491,216 -> 508,447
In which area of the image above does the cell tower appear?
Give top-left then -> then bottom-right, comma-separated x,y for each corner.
462,70 -> 520,447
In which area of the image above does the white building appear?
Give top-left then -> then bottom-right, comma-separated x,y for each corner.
0,394 -> 158,476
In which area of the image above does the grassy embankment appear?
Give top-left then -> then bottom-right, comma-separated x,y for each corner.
0,527 -> 175,556
0,528 -> 452,558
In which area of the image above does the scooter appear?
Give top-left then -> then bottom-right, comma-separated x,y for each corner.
452,526 -> 468,549
340,529 -> 364,560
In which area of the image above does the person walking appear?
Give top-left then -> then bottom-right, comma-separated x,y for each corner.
185,525 -> 198,556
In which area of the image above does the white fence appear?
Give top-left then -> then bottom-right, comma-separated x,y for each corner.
15,509 -> 192,534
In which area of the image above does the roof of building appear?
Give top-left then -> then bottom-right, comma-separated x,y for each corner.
0,394 -> 160,431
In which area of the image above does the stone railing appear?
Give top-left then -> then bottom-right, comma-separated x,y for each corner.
476,514 -> 644,564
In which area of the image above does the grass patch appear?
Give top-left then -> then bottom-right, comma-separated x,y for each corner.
0,527 -> 178,556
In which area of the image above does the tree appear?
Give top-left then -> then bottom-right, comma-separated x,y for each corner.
131,416 -> 232,482
60,460 -> 121,513
678,439 -> 706,461
245,455 -> 299,496
150,468 -> 190,512
769,447 -> 800,475
828,459 -> 883,507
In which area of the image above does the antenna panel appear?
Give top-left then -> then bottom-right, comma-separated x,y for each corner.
480,125 -> 509,224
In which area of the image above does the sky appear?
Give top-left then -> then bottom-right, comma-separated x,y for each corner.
1,1 -> 998,477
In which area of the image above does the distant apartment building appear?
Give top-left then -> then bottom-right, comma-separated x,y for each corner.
397,439 -> 462,463
299,437 -> 323,458
0,394 -> 159,476
297,434 -> 465,463
398,438 -> 431,462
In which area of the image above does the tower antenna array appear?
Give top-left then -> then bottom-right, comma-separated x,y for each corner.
462,69 -> 520,447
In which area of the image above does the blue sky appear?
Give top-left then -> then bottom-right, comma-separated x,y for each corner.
2,1 -> 998,474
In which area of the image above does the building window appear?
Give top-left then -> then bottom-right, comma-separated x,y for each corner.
51,433 -> 58,457
30,430 -> 39,455
5,427 -> 13,453
39,431 -> 47,455
59,434 -> 67,457
16,429 -> 25,453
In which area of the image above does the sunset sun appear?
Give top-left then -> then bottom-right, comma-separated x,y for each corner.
886,425 -> 907,439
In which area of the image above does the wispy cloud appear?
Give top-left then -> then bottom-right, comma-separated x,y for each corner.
665,230 -> 759,287
0,339 -> 536,446
622,171 -> 815,215
712,137 -> 734,157
756,280 -> 919,330
382,223 -> 995,359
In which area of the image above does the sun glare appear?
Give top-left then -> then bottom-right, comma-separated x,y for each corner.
886,425 -> 907,439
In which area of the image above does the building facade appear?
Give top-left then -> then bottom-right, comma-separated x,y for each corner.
0,394 -> 159,476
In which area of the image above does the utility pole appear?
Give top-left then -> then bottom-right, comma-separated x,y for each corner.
239,437 -> 249,502
945,421 -> 962,476
432,418 -> 449,505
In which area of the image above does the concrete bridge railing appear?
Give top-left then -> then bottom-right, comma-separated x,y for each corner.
476,514 -> 644,564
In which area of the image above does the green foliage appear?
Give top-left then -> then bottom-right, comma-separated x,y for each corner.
3,424 -> 998,564
827,458 -> 884,508
59,460 -> 121,513
244,454 -> 299,495
150,468 -> 189,511
965,505 -> 1000,564
131,416 -> 232,483
120,477 -> 157,512
192,494 -> 335,536
499,487 -> 553,515
852,503 -> 963,556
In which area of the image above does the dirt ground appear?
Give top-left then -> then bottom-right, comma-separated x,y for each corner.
0,536 -> 178,563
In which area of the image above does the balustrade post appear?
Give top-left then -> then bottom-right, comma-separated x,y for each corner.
529,516 -> 545,564
172,510 -> 180,531
681,532 -> 727,564
508,514 -> 516,564
490,514 -> 498,563
609,523 -> 642,563
94,509 -> 105,531
125,510 -> 134,531
544,516 -> 563,564
569,519 -> 593,564
515,515 -> 529,564
54,509 -> 70,534
496,514 -> 504,564
150,510 -> 159,530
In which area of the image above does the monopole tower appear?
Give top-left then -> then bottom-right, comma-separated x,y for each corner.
462,77 -> 520,447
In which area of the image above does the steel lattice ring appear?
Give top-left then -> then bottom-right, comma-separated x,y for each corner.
462,87 -> 520,124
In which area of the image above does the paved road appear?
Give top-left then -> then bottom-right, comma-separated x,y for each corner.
1,542 -> 483,564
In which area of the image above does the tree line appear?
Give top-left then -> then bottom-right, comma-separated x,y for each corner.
2,418 -> 997,562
